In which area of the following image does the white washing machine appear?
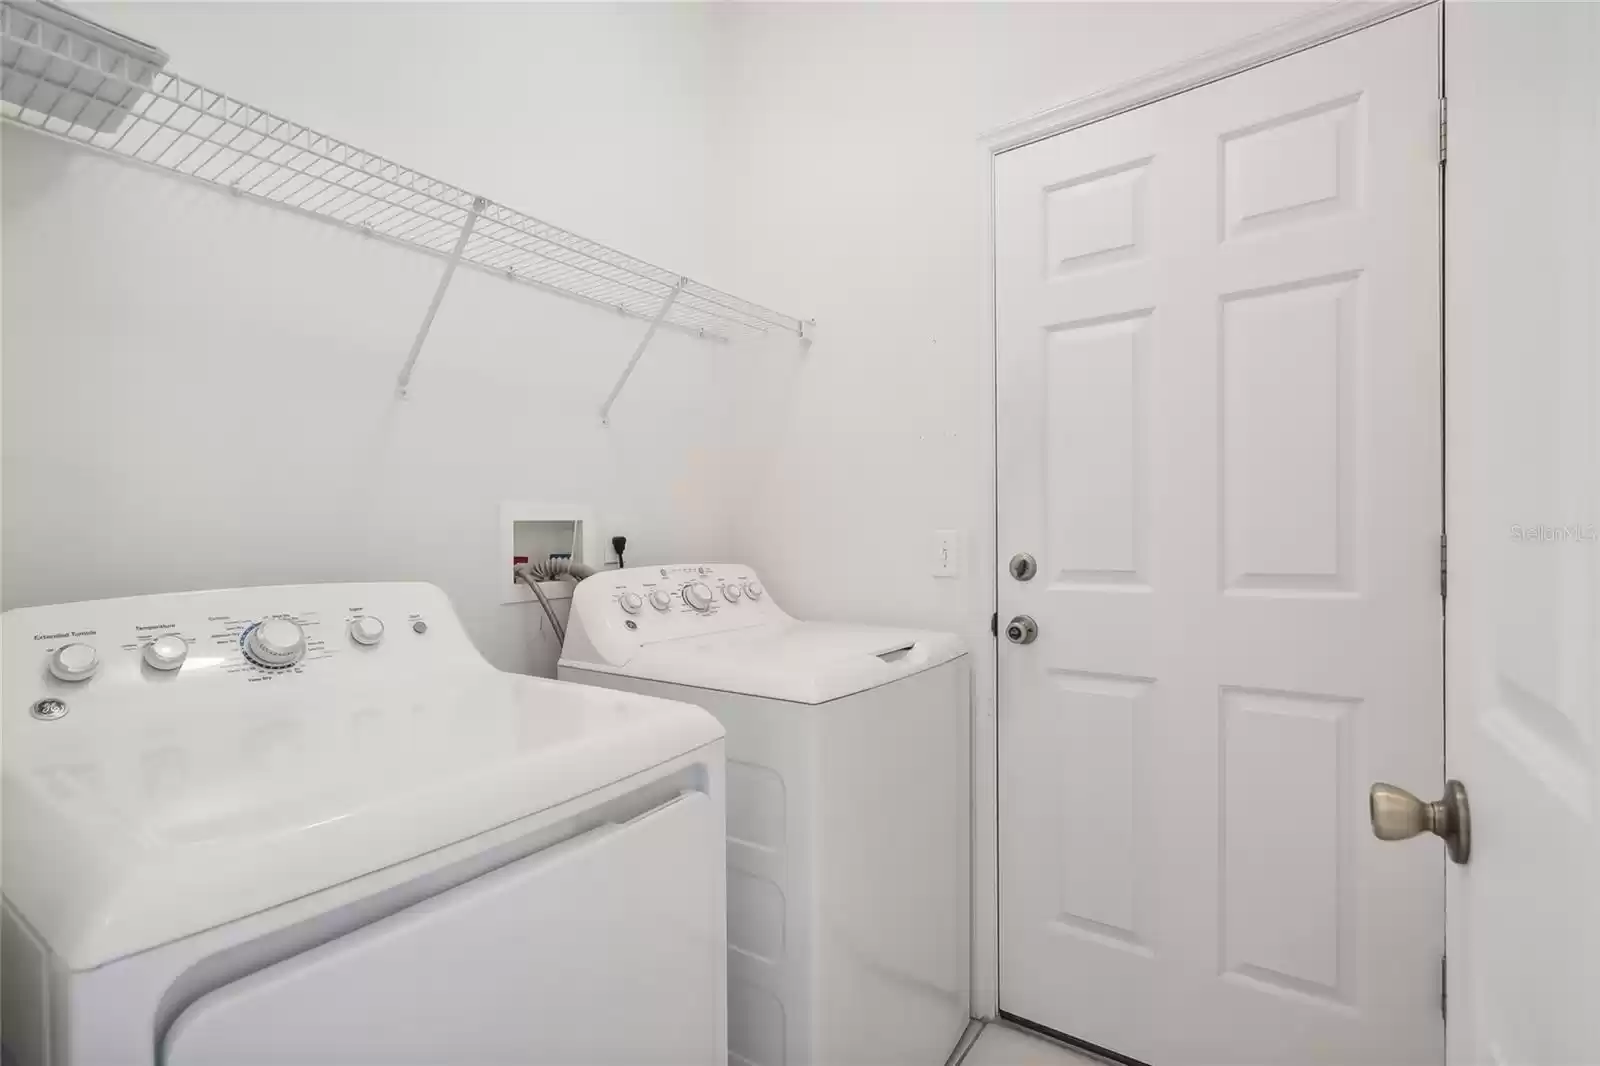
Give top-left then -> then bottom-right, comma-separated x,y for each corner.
2,582 -> 728,1066
559,564 -> 970,1066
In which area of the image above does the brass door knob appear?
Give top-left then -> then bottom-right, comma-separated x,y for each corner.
1369,780 -> 1471,864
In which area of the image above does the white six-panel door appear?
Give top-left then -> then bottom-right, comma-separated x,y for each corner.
995,10 -> 1443,1064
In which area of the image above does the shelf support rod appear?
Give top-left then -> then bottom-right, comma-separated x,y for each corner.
396,195 -> 487,397
599,277 -> 686,426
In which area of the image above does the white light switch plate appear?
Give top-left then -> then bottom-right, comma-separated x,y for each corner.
933,530 -> 961,578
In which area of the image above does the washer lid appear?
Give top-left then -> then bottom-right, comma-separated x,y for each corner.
566,620 -> 967,704
2,671 -> 721,970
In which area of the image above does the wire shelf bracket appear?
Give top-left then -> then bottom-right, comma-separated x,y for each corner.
396,195 -> 485,397
0,0 -> 812,403
599,278 -> 685,427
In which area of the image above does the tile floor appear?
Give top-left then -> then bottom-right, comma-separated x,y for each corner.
958,1022 -> 1104,1066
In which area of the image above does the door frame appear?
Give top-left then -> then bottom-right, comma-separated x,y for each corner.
971,0 -> 1437,1019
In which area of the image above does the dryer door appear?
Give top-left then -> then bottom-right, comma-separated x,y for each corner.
163,791 -> 723,1066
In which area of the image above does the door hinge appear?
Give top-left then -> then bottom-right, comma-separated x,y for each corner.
991,612 -> 999,638
1441,953 -> 1448,1020
1439,97 -> 1448,163
1440,532 -> 1449,601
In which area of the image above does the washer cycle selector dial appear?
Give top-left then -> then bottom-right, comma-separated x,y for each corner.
143,634 -> 188,671
244,618 -> 307,668
649,589 -> 673,611
49,642 -> 99,682
619,592 -> 644,615
350,615 -> 385,646
683,582 -> 713,612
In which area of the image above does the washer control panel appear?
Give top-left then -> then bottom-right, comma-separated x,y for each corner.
618,565 -> 767,620
3,583 -> 476,722
568,564 -> 783,657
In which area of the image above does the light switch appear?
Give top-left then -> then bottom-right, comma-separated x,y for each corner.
933,530 -> 961,578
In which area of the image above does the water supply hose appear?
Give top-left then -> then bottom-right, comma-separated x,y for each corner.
513,558 -> 596,646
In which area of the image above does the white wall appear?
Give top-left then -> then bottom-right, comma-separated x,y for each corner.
1444,4 -> 1599,1060
3,1 -> 1328,678
2,2 -> 740,674
713,1 -> 1318,642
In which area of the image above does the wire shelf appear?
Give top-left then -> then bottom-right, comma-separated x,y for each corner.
0,1 -> 805,344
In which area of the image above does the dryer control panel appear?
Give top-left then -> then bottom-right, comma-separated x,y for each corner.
563,564 -> 789,665
3,582 -> 480,721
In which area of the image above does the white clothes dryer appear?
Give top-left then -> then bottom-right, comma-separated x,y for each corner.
2,582 -> 727,1066
559,564 -> 970,1066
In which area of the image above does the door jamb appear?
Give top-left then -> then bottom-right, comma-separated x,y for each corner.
971,0 -> 1436,1019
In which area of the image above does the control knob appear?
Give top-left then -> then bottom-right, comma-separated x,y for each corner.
744,581 -> 764,600
49,642 -> 99,682
682,582 -> 713,612
350,615 -> 385,646
620,592 -> 644,615
649,589 -> 673,611
722,584 -> 743,602
244,617 -> 307,668
143,634 -> 188,671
